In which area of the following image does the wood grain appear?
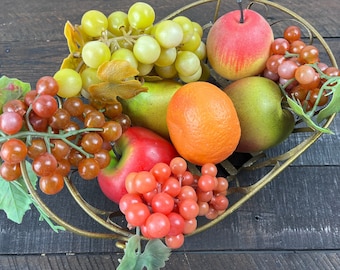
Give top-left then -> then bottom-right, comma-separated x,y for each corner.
1,252 -> 340,270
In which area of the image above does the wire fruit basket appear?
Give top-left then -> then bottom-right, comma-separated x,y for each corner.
19,0 -> 338,248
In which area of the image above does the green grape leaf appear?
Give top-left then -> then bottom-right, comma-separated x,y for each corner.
117,235 -> 171,270
286,95 -> 333,134
0,76 -> 31,113
0,161 -> 37,223
136,238 -> 171,270
317,81 -> 340,123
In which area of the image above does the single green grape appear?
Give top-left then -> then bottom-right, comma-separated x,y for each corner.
175,51 -> 200,77
138,63 -> 154,76
155,64 -> 178,79
111,48 -> 138,69
81,67 -> 102,91
82,41 -> 111,69
172,16 -> 194,44
81,10 -> 108,37
128,2 -> 155,30
179,65 -> 202,83
193,41 -> 207,61
133,36 -> 160,64
192,21 -> 203,38
54,68 -> 82,98
107,11 -> 129,36
180,31 -> 201,52
154,20 -> 183,48
200,62 -> 211,81
155,47 -> 177,67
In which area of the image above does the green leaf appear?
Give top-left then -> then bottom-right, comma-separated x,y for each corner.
0,76 -> 31,113
317,81 -> 340,123
0,161 -> 37,223
117,235 -> 171,270
117,235 -> 140,270
136,238 -> 171,270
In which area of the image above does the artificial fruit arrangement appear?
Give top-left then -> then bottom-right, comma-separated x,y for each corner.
1,0 -> 340,270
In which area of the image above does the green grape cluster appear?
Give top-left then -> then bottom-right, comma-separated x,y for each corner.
78,2 -> 208,86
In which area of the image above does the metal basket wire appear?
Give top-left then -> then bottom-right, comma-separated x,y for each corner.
21,0 -> 338,246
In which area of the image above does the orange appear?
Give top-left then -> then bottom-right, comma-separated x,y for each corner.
166,81 -> 241,165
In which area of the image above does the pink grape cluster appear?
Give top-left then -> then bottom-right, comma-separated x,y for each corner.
119,157 -> 229,249
263,25 -> 340,111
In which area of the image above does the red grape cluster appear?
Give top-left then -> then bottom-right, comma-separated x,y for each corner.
119,156 -> 229,249
263,25 -> 340,112
0,76 -> 130,195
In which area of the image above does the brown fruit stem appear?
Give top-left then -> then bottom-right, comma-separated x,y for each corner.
237,0 -> 244,23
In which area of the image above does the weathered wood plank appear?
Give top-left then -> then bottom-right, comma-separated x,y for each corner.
1,251 -> 340,270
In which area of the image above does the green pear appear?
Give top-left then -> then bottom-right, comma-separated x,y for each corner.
119,80 -> 182,139
223,76 -> 295,153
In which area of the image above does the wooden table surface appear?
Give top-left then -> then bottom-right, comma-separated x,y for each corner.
0,0 -> 339,269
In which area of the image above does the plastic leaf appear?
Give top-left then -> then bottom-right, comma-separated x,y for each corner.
88,81 -> 147,104
88,60 -> 147,104
286,95 -> 333,134
0,76 -> 31,113
96,60 -> 140,83
0,161 -> 37,223
60,53 -> 83,70
64,21 -> 86,54
117,235 -> 140,270
117,235 -> 171,270
317,82 -> 340,123
135,238 -> 171,270
61,21 -> 89,70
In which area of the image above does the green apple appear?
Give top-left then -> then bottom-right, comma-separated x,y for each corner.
223,76 -> 295,153
119,80 -> 182,139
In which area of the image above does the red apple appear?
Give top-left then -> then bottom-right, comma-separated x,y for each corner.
206,8 -> 274,81
97,126 -> 178,204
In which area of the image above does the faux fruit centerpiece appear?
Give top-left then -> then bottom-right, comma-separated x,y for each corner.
0,0 -> 339,269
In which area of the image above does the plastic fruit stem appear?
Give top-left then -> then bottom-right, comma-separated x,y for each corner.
0,127 -> 102,158
237,0 -> 244,23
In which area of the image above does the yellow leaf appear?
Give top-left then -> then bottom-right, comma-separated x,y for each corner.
97,60 -> 140,83
60,54 -> 83,70
64,21 -> 89,54
88,81 -> 147,104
